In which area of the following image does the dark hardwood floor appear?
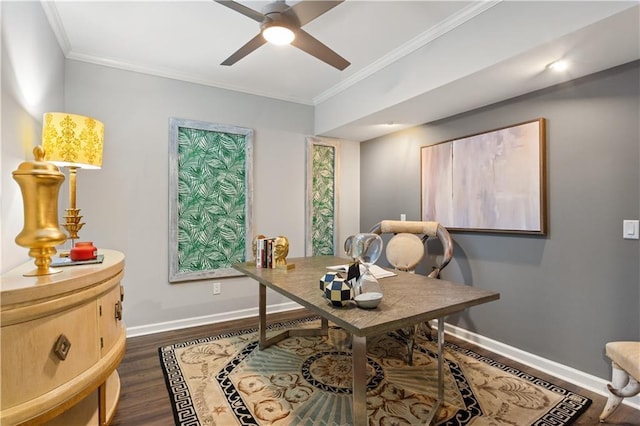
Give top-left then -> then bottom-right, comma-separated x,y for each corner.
111,309 -> 639,425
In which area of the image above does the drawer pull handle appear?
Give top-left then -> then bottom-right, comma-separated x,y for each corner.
53,334 -> 71,361
120,285 -> 125,302
115,300 -> 123,321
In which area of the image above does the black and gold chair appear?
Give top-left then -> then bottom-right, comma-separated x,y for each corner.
369,220 -> 454,364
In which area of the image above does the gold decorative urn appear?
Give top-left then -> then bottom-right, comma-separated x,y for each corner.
12,146 -> 67,276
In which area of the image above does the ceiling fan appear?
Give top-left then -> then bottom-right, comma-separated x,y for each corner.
215,0 -> 350,70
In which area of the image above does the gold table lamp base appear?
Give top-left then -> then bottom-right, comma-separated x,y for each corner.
63,208 -> 85,241
23,248 -> 63,277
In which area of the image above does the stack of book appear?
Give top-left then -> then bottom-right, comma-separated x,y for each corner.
255,237 -> 277,268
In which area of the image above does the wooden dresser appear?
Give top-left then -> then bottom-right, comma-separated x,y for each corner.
0,249 -> 126,425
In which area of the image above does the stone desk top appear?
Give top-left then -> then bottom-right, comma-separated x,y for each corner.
234,255 -> 500,337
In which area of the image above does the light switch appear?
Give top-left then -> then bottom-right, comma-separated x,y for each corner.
400,214 -> 406,221
623,220 -> 639,240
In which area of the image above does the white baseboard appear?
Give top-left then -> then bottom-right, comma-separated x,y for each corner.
126,301 -> 302,338
443,322 -> 640,411
128,309 -> 639,412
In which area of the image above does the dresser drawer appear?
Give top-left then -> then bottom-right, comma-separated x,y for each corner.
1,301 -> 100,409
99,284 -> 124,356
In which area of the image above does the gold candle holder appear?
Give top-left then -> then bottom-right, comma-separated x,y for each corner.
12,146 -> 67,276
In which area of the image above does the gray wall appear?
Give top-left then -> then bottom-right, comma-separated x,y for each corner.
60,60 -> 305,327
361,61 -> 640,379
1,1 -> 65,270
60,60 -> 360,330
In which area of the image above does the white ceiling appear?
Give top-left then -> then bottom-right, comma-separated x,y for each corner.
42,0 -> 639,142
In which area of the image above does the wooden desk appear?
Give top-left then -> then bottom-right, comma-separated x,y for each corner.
233,255 -> 500,426
1,249 -> 126,425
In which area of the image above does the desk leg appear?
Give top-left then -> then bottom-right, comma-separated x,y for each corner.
437,318 -> 445,405
258,282 -> 328,350
423,317 -> 446,425
352,335 -> 367,426
259,283 -> 267,350
421,317 -> 446,425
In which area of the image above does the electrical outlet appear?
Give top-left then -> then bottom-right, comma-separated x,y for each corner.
212,282 -> 221,295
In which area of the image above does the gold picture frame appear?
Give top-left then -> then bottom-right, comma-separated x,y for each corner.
421,118 -> 547,235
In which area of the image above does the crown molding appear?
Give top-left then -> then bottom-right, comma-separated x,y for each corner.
313,0 -> 501,105
65,50 -> 315,105
40,0 -> 71,56
40,0 -> 501,107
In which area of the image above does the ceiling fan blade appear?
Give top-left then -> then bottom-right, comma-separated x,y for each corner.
290,1 -> 343,26
221,33 -> 267,66
214,0 -> 264,22
291,29 -> 350,70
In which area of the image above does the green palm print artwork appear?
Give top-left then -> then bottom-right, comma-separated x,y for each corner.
177,126 -> 247,274
312,144 -> 335,255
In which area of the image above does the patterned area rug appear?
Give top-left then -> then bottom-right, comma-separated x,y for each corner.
159,318 -> 591,425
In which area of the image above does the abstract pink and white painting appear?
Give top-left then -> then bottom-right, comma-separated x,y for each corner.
421,119 -> 546,234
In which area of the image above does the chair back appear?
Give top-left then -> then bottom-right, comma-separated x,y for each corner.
369,220 -> 453,278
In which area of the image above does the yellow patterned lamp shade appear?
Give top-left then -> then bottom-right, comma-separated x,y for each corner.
41,112 -> 104,243
42,112 -> 104,169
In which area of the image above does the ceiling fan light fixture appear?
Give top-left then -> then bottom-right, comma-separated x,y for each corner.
262,24 -> 295,45
216,0 -> 350,70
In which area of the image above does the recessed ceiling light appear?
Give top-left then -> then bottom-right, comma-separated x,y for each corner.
547,60 -> 568,72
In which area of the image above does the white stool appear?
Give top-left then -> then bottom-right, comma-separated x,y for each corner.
600,341 -> 640,422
